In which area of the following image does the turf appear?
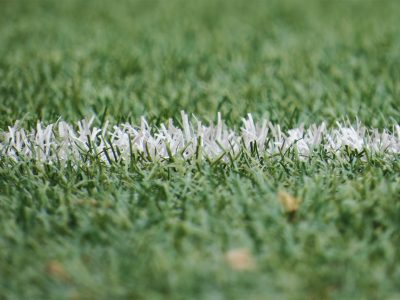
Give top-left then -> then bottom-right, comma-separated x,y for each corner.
0,0 -> 400,299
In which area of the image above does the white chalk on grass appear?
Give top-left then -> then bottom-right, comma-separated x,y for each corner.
1,111 -> 399,163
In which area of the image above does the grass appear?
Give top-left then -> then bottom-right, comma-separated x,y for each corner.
0,0 -> 400,299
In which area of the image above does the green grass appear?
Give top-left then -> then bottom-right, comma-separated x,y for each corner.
0,0 -> 400,299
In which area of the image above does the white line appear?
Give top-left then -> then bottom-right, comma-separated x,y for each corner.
1,111 -> 399,163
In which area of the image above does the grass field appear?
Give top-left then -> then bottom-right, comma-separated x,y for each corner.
1,0 -> 400,299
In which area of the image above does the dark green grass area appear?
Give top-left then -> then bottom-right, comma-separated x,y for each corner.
1,0 -> 400,299
1,155 -> 400,299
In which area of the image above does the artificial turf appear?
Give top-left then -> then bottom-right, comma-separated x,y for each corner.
0,0 -> 400,299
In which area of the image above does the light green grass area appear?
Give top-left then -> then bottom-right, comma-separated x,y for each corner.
0,0 -> 400,299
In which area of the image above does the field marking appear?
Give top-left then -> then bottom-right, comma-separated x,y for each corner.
1,111 -> 399,162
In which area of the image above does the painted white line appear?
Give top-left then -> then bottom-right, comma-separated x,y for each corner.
1,111 -> 399,162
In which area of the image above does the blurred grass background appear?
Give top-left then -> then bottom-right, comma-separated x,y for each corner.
1,0 -> 399,127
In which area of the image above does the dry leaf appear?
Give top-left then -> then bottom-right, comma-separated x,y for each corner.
225,248 -> 255,271
45,260 -> 70,281
278,191 -> 300,213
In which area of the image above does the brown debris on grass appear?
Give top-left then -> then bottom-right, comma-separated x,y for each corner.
278,191 -> 300,213
45,260 -> 70,282
225,248 -> 255,271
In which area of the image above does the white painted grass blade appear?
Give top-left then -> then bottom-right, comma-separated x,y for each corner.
1,111 -> 399,163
